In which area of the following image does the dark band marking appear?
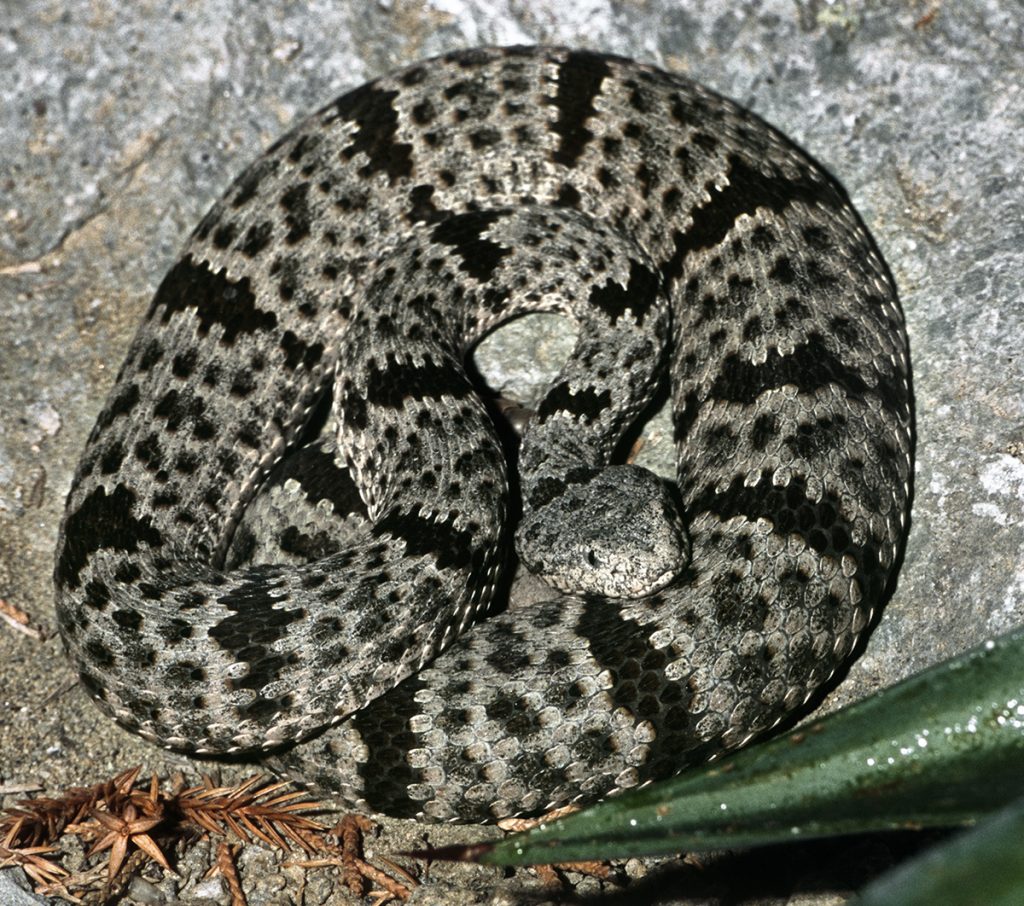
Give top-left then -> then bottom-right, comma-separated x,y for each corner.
55,484 -> 164,589
483,623 -> 533,675
372,508 -> 478,572
665,155 -> 842,281
430,210 -> 508,282
277,526 -> 345,561
549,51 -> 611,167
350,672 -> 429,819
537,383 -> 611,424
588,260 -> 661,327
407,184 -> 437,222
750,412 -> 779,450
575,598 -> 716,771
358,353 -> 473,414
526,467 -> 594,510
269,254 -> 300,301
99,441 -> 125,474
708,333 -> 904,413
330,83 -> 413,184
112,608 -> 142,631
272,443 -> 366,519
148,256 -> 278,345
688,469 -> 871,563
136,338 -> 164,372
209,568 -> 304,677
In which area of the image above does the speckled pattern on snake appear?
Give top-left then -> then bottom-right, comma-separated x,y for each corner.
54,46 -> 912,823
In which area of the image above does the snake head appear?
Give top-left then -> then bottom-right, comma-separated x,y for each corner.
516,464 -> 690,598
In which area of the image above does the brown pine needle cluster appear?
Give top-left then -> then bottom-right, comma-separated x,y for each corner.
290,814 -> 418,902
66,771 -> 174,882
0,834 -> 66,891
176,774 -> 326,853
0,767 -> 420,904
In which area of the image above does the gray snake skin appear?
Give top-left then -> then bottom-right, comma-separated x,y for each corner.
55,47 -> 912,823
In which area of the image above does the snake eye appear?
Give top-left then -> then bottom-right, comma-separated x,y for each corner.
587,550 -> 598,567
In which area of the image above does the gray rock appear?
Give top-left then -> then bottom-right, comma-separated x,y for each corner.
1,1 -> 1021,904
0,869 -> 49,906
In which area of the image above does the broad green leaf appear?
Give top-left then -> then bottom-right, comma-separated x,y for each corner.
851,795 -> 1024,906
474,626 -> 1024,866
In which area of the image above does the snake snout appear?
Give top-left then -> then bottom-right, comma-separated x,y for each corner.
517,464 -> 690,599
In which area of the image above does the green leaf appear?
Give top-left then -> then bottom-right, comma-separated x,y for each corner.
851,795 -> 1024,906
477,627 -> 1024,866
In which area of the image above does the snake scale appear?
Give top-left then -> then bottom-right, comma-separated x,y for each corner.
55,46 -> 912,823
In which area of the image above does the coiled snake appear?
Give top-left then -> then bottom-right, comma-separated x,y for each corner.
55,47 -> 912,823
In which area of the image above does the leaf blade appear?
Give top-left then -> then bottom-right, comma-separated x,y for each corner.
851,795 -> 1024,906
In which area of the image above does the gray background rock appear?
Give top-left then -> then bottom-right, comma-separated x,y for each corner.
1,0 -> 1021,903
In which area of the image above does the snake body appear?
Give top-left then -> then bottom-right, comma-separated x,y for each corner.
55,47 -> 912,822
